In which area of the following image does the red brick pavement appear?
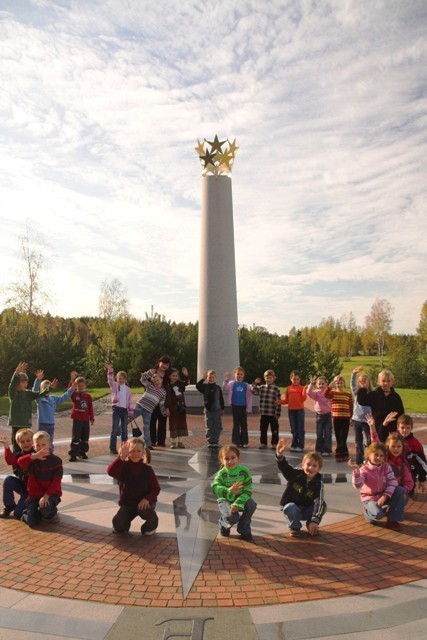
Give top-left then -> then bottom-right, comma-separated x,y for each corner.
0,404 -> 426,607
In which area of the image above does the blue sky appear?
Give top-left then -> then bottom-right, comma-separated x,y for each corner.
0,0 -> 426,335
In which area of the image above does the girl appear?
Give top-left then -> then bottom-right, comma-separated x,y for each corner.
366,414 -> 414,496
167,367 -> 189,449
281,371 -> 307,452
306,376 -> 333,456
349,442 -> 406,530
357,369 -> 404,442
140,356 -> 172,447
107,438 -> 160,535
133,374 -> 168,449
211,445 -> 256,541
223,367 -> 252,448
350,366 -> 372,465
324,376 -> 353,462
105,364 -> 133,455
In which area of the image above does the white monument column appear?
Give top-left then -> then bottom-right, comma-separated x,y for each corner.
195,136 -> 240,380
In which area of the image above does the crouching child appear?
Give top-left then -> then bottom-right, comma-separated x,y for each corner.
276,438 -> 327,537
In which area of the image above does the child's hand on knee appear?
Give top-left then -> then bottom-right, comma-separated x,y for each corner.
230,505 -> 239,514
307,522 -> 319,536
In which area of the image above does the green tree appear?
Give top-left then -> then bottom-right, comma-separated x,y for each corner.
363,298 -> 394,366
314,348 -> 343,383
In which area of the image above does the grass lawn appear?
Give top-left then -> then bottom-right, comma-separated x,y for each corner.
0,387 -> 112,417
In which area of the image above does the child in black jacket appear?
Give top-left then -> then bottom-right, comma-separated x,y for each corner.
276,438 -> 327,537
196,370 -> 224,449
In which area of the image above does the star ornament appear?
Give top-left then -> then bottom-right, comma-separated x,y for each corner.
195,135 -> 238,175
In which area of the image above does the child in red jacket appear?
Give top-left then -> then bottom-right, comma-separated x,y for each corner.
69,377 -> 94,462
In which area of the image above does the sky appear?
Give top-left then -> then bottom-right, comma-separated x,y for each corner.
0,0 -> 426,336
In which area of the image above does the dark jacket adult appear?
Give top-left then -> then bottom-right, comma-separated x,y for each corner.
357,387 -> 404,442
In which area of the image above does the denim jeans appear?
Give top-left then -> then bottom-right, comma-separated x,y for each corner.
133,405 -> 153,447
288,409 -> 305,449
353,420 -> 371,464
2,475 -> 28,519
21,494 -> 61,527
110,407 -> 128,451
39,423 -> 55,451
315,412 -> 332,454
150,405 -> 167,446
283,501 -> 327,531
218,498 -> 257,535
363,486 -> 406,523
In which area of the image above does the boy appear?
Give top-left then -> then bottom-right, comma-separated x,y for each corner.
306,376 -> 333,456
397,414 -> 426,494
18,431 -> 63,527
276,438 -> 327,537
0,428 -> 34,519
33,370 -> 73,450
281,371 -> 307,452
196,371 -> 225,449
223,367 -> 252,448
69,376 -> 94,462
251,370 -> 281,449
8,361 -> 50,452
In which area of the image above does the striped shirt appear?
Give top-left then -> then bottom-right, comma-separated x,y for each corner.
324,388 -> 353,419
136,384 -> 166,415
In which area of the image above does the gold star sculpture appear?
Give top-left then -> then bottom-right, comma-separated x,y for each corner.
195,135 -> 238,176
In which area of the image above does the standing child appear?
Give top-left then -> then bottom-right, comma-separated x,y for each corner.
276,438 -> 327,537
196,371 -> 225,449
141,356 -> 172,448
105,364 -> 133,455
223,367 -> 252,448
349,442 -> 406,530
397,414 -> 427,494
18,431 -> 63,527
107,438 -> 160,535
0,429 -> 34,519
33,371 -> 73,451
69,377 -> 94,462
251,370 -> 281,450
357,369 -> 404,442
350,366 -> 372,464
7,361 -> 50,452
211,445 -> 256,541
167,367 -> 189,449
281,371 -> 307,452
133,373 -> 168,449
306,376 -> 333,456
324,376 -> 353,462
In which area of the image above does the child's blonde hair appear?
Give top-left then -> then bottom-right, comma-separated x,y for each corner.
15,428 -> 34,444
365,442 -> 387,462
40,380 -> 51,391
75,376 -> 86,384
378,369 -> 394,385
385,432 -> 406,455
207,370 -> 216,377
121,437 -> 151,463
116,370 -> 128,382
264,369 -> 276,379
33,430 -> 51,445
332,375 -> 346,386
218,444 -> 240,465
233,366 -> 245,375
357,374 -> 372,392
302,451 -> 323,470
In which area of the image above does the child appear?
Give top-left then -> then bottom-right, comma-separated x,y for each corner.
324,376 -> 353,462
196,371 -> 225,449
69,377 -> 94,462
0,429 -> 34,519
166,367 -> 189,449
349,442 -> 406,530
18,430 -> 63,527
141,356 -> 172,447
211,444 -> 256,541
350,366 -> 372,465
133,373 -> 168,449
397,414 -> 427,494
276,438 -> 327,537
105,364 -> 133,455
251,370 -> 281,450
107,438 -> 160,535
306,376 -> 333,456
33,370 -> 73,451
8,361 -> 50,452
281,371 -> 307,452
357,369 -> 404,442
223,367 -> 252,448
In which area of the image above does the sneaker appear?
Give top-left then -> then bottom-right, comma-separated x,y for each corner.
47,514 -> 60,524
289,528 -> 302,538
237,443 -> 243,447
322,452 -> 332,457
177,442 -> 185,449
242,444 -> 249,448
80,453 -> 88,460
259,444 -> 267,449
69,456 -> 77,462
141,514 -> 159,536
239,533 -> 254,542
0,506 -> 14,519
170,443 -> 177,449
289,446 -> 297,452
294,447 -> 303,452
207,443 -> 215,448
110,449 -> 118,455
386,521 -> 402,531
211,443 -> 219,448
220,526 -> 230,537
